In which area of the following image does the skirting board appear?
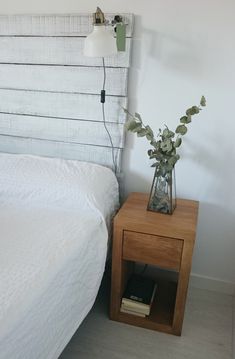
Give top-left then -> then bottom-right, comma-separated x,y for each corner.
189,273 -> 235,296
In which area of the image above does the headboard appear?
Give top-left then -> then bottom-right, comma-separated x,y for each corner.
0,14 -> 133,172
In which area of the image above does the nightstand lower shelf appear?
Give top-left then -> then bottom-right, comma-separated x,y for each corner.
117,280 -> 177,334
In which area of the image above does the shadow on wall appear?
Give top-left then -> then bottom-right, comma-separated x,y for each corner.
181,131 -> 235,205
122,168 -> 152,202
122,15 -> 143,185
193,201 -> 235,282
137,16 -> 204,77
147,31 -> 203,76
123,14 -> 206,190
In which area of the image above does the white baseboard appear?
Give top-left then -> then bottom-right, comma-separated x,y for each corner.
189,273 -> 235,296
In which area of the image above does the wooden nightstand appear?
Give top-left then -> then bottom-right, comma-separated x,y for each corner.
110,192 -> 199,336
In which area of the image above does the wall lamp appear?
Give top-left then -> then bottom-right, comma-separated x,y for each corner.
84,7 -> 126,57
83,8 -> 127,173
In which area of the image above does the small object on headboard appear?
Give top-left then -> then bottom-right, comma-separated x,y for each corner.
100,90 -> 106,104
112,15 -> 126,52
116,23 -> 126,52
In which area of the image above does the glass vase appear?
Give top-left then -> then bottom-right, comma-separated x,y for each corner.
147,169 -> 176,214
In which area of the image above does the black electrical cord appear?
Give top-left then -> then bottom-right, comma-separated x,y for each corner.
101,57 -> 117,174
134,263 -> 148,276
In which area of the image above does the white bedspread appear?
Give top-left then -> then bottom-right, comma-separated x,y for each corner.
0,154 -> 119,359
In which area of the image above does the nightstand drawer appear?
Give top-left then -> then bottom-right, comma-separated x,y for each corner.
123,231 -> 183,270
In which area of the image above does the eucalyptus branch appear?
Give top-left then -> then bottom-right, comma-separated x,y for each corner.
124,96 -> 206,177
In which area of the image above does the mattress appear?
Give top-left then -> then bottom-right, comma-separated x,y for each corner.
0,153 -> 119,359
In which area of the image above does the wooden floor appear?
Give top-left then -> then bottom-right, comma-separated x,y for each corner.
60,273 -> 234,359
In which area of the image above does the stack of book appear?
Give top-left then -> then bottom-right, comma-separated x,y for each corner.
120,274 -> 157,317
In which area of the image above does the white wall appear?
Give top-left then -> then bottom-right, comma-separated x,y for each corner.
2,0 -> 235,288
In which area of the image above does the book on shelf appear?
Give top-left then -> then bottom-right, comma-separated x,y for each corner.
120,306 -> 146,317
121,274 -> 157,316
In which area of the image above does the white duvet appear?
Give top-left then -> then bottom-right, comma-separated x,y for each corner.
0,153 -> 119,359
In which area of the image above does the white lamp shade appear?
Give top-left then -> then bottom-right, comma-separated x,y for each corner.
84,25 -> 117,57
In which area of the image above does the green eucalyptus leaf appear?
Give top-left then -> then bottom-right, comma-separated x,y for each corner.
200,95 -> 206,107
186,106 -> 200,116
176,124 -> 187,135
185,115 -> 192,123
191,106 -> 200,114
145,125 -> 154,136
134,112 -> 142,122
151,140 -> 160,149
146,133 -> 154,140
168,154 -> 180,167
163,128 -> 175,138
180,116 -> 188,123
137,128 -> 148,137
155,153 -> 164,160
160,139 -> 173,152
132,124 -> 142,133
162,128 -> 168,137
186,108 -> 193,116
174,137 -> 182,148
125,119 -> 139,131
180,116 -> 191,124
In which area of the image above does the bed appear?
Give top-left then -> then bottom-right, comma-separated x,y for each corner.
0,13 -> 133,358
0,153 -> 119,359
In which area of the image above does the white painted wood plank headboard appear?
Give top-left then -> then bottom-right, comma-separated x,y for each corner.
0,14 -> 133,171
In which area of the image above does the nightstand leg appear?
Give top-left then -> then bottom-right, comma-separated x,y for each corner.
172,241 -> 194,335
110,226 -> 124,320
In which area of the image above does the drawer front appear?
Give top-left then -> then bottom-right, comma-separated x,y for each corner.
123,231 -> 183,271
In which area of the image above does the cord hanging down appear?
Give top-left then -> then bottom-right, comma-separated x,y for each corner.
101,57 -> 117,173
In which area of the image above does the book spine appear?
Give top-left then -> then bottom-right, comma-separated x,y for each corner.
121,302 -> 150,315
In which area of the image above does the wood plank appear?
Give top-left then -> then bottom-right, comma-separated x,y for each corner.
0,37 -> 131,68
0,64 -> 128,96
0,14 -> 134,37
0,89 -> 127,124
0,113 -> 124,148
0,135 -> 121,171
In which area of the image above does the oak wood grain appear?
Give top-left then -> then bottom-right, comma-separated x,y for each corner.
123,231 -> 183,271
115,192 -> 199,241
